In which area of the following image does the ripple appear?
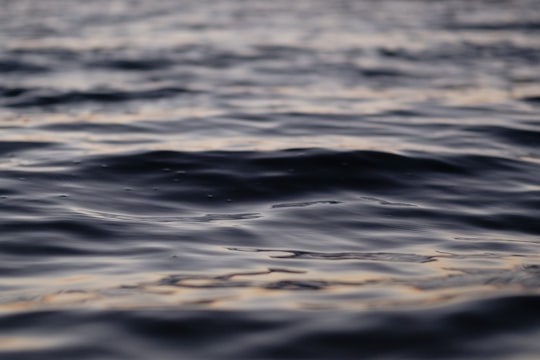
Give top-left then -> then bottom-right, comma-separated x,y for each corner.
271,200 -> 342,209
5,87 -> 200,108
228,248 -> 436,263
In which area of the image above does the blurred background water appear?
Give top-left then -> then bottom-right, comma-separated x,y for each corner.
1,0 -> 540,358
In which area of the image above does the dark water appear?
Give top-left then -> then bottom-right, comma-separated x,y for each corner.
1,0 -> 540,358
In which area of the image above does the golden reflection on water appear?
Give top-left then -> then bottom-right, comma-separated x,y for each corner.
0,336 -> 65,352
1,249 -> 539,313
8,22 -> 538,55
1,81 -> 538,160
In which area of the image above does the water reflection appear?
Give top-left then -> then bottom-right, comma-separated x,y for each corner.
1,246 -> 538,313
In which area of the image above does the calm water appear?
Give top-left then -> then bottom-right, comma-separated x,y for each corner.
1,0 -> 540,358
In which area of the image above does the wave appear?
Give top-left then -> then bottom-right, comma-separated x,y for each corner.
1,295 -> 539,359
4,86 -> 200,108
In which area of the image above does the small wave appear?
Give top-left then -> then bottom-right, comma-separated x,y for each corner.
465,125 -> 540,147
76,209 -> 262,223
0,60 -> 49,73
271,200 -> 342,209
87,58 -> 175,71
0,141 -> 56,156
228,247 -> 436,263
4,87 -> 200,108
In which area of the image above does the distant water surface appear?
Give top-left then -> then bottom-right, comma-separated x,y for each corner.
1,0 -> 540,358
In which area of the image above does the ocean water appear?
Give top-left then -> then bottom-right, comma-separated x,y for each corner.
1,0 -> 540,358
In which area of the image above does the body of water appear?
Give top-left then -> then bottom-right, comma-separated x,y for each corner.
1,0 -> 540,358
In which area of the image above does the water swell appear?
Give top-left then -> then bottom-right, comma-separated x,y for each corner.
1,295 -> 540,359
4,86 -> 199,108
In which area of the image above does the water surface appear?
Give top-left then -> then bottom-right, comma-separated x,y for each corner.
1,0 -> 540,358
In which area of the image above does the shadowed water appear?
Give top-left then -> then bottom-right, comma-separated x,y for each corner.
1,0 -> 540,358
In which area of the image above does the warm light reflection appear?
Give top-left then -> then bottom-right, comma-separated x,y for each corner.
1,81 -> 538,160
0,336 -> 65,351
0,248 -> 539,313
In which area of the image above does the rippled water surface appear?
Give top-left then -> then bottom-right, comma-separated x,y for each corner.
1,0 -> 540,358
